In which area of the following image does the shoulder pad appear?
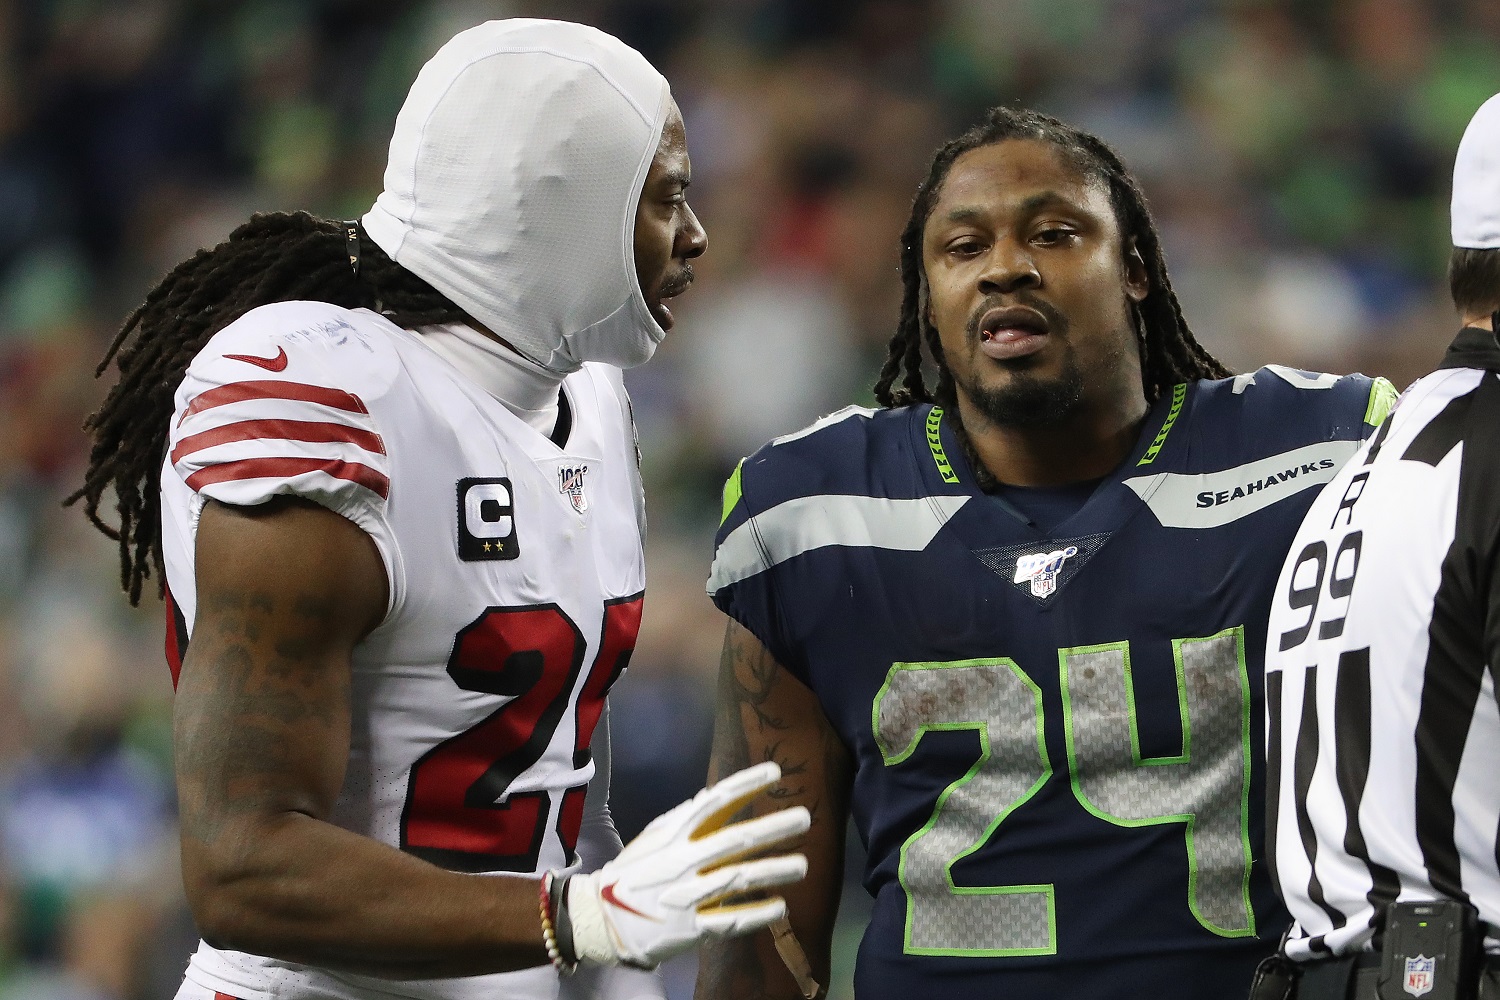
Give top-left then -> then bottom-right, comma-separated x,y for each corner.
721,405 -> 921,528
1227,365 -> 1343,395
170,301 -> 398,512
1208,366 -> 1390,425
770,405 -> 878,446
194,302 -> 403,401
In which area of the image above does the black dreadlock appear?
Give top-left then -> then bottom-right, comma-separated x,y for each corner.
874,106 -> 1229,413
67,210 -> 470,605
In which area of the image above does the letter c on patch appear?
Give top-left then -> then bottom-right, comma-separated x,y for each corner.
457,477 -> 519,561
464,481 -> 513,538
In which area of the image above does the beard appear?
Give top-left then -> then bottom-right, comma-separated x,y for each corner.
955,356 -> 1086,427
953,294 -> 1085,426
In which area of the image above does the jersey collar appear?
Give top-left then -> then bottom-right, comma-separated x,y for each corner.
1438,325 -> 1500,373
916,389 -> 1187,536
916,388 -> 1189,491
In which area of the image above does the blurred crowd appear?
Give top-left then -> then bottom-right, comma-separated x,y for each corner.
2,0 -> 1498,997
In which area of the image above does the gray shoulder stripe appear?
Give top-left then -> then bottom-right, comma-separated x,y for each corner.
1231,365 -> 1341,394
1124,440 -> 1360,529
771,405 -> 879,446
708,494 -> 970,593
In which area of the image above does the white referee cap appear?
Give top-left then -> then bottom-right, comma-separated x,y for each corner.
1452,93 -> 1500,248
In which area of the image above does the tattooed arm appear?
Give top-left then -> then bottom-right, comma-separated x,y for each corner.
176,497 -> 547,977
694,618 -> 853,1000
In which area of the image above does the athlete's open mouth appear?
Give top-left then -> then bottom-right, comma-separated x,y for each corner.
650,269 -> 694,331
978,305 -> 1049,341
976,305 -> 1050,360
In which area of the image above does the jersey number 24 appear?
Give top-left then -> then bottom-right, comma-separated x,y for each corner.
873,626 -> 1255,957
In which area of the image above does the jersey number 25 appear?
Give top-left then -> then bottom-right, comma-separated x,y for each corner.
400,595 -> 642,872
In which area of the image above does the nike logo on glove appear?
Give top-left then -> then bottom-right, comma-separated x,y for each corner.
224,347 -> 289,372
601,883 -> 655,921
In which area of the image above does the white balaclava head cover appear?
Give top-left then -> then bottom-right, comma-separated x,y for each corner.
362,19 -> 672,373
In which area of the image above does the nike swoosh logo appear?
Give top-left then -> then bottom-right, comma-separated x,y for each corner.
600,883 -> 656,921
224,347 -> 288,372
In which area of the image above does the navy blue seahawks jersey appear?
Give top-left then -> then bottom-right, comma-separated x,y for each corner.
708,367 -> 1395,1000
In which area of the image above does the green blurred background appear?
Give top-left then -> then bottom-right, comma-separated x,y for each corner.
0,0 -> 1494,997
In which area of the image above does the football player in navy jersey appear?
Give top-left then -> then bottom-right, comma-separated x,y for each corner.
697,106 -> 1396,1000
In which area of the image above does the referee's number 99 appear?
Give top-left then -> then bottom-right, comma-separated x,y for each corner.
1278,531 -> 1363,652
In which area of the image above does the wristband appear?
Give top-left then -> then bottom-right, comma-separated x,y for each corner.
551,872 -> 578,966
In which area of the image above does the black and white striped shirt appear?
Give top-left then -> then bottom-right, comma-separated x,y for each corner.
1265,325 -> 1500,960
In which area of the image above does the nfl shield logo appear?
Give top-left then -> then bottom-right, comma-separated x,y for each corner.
1013,545 -> 1080,598
1403,955 -> 1435,997
558,465 -> 589,514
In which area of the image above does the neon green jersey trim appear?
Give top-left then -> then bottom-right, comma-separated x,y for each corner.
926,407 -> 960,484
1364,377 -> 1397,427
720,459 -> 745,527
1137,383 -> 1187,466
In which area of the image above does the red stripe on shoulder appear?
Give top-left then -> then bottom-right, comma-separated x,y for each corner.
185,457 -> 390,499
170,418 -> 387,465
179,380 -> 370,425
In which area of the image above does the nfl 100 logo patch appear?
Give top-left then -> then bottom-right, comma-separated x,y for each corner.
1403,955 -> 1435,997
558,465 -> 589,514
972,532 -> 1111,605
1014,545 -> 1079,598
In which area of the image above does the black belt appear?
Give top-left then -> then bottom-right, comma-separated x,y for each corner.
1296,952 -> 1500,1000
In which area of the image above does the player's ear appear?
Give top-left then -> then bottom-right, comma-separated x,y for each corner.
1123,238 -> 1149,303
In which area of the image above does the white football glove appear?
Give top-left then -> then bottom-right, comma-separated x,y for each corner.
559,761 -> 810,969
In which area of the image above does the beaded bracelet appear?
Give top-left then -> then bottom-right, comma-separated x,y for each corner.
550,872 -> 578,967
539,871 -> 577,975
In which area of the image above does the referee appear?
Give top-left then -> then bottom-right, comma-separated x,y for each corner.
1261,93 -> 1500,1000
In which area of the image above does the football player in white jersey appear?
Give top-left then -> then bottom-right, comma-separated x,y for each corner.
68,19 -> 809,1000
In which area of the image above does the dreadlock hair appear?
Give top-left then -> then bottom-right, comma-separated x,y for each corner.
874,106 -> 1229,412
67,210 -> 470,605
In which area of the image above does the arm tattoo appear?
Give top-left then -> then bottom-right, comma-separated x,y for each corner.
709,627 -> 758,781
701,627 -> 849,1000
719,632 -> 834,810
175,587 -> 349,846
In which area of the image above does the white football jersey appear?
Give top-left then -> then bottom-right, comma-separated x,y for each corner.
159,301 -> 647,1000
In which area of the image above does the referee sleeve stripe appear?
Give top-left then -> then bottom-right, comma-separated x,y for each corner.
1294,664 -> 1349,930
1413,383 -> 1495,902
1414,587 -> 1486,903
1331,646 -> 1403,917
1266,670 -> 1285,901
1402,388 -> 1474,467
